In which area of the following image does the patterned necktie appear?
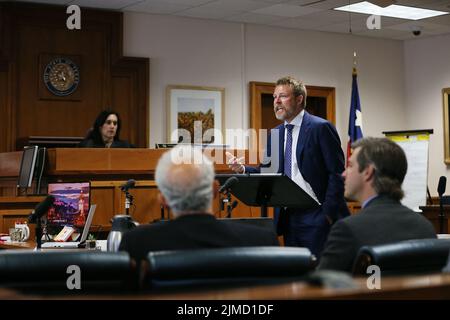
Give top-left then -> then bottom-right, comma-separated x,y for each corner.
284,124 -> 294,178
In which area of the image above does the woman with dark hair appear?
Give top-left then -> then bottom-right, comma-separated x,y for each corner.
78,110 -> 134,148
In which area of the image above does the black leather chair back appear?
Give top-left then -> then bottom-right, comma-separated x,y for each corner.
0,250 -> 134,292
143,246 -> 316,289
352,239 -> 450,275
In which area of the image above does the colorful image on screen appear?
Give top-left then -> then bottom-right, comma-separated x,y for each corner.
47,182 -> 90,229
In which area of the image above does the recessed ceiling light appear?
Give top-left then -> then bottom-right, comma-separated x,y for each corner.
334,1 -> 449,20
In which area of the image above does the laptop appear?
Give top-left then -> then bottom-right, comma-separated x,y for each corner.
41,182 -> 96,249
41,204 -> 96,248
41,204 -> 97,249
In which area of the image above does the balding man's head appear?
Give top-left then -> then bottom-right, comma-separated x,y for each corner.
155,145 -> 215,216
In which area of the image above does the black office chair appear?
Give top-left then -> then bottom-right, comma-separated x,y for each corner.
443,250 -> 450,273
142,246 -> 316,290
352,239 -> 450,276
0,251 -> 135,294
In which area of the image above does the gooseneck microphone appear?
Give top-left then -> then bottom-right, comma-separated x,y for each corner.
28,195 -> 55,250
28,195 -> 55,224
219,177 -> 239,219
120,179 -> 136,192
438,176 -> 447,234
438,176 -> 447,197
121,179 -> 136,215
218,176 -> 239,193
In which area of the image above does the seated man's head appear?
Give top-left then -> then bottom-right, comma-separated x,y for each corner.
343,137 -> 407,203
155,145 -> 215,217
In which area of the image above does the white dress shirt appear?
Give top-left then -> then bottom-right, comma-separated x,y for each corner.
284,110 -> 320,204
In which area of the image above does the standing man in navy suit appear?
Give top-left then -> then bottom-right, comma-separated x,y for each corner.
228,76 -> 349,257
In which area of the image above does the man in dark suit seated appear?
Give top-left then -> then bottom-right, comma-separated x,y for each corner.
119,145 -> 279,262
318,137 -> 436,272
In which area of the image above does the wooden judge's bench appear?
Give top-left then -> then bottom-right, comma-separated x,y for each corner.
0,148 -> 266,235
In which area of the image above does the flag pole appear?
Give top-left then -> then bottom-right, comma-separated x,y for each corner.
347,50 -> 363,167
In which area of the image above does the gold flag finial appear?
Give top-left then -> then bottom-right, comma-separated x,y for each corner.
352,51 -> 357,75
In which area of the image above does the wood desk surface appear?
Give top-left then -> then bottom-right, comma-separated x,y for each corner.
0,240 -> 36,250
1,273 -> 449,300
144,273 -> 450,300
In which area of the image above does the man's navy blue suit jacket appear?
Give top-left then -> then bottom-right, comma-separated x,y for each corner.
246,111 -> 350,233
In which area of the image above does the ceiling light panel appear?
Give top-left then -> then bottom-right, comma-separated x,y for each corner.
334,1 -> 449,20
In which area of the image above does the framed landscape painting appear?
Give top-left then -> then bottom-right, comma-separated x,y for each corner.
167,85 -> 224,145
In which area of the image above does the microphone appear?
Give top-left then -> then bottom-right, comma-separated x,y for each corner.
120,179 -> 136,192
226,200 -> 239,219
121,179 -> 136,215
438,176 -> 447,197
219,176 -> 239,193
28,195 -> 55,223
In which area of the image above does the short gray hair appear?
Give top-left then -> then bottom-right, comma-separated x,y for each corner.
155,145 -> 215,216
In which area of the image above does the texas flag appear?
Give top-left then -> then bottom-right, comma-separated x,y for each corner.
347,69 -> 363,166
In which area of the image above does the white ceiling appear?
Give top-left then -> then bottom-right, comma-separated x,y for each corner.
6,0 -> 450,40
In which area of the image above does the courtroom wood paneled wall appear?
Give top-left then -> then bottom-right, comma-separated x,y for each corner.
0,70 -> 9,152
0,2 -> 149,152
0,149 -> 267,234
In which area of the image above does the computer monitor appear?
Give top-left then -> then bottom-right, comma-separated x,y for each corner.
17,145 -> 39,190
46,182 -> 91,238
33,147 -> 46,195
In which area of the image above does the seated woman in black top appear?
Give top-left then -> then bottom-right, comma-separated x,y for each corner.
78,110 -> 134,148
